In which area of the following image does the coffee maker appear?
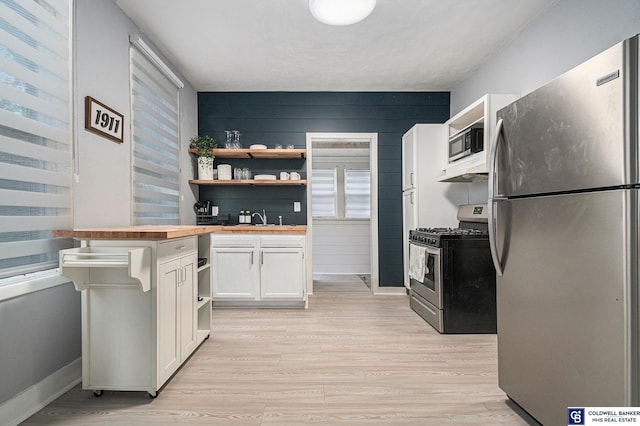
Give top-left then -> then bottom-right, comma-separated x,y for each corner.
193,200 -> 210,216
193,200 -> 229,225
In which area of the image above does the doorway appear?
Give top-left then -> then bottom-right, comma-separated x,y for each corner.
305,133 -> 379,295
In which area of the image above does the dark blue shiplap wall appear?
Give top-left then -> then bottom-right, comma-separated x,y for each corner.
198,92 -> 449,287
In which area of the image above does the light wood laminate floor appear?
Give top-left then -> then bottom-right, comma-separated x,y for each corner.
22,279 -> 539,425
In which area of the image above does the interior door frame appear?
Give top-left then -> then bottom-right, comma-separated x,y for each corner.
305,132 -> 379,295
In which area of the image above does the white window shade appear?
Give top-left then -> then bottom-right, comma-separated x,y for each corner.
0,0 -> 73,280
345,169 -> 370,218
130,45 -> 180,225
311,169 -> 337,217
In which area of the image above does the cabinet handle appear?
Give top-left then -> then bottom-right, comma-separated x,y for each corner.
250,252 -> 254,266
410,172 -> 414,186
175,245 -> 186,251
260,251 -> 263,265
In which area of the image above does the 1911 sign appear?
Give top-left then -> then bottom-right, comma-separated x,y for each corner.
84,96 -> 124,143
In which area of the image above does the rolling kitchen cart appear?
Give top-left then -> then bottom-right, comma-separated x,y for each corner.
59,235 -> 211,398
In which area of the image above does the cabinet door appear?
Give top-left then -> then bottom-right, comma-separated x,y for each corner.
260,248 -> 304,299
158,257 -> 180,383
211,248 -> 258,299
402,190 -> 416,289
179,253 -> 198,358
402,127 -> 416,191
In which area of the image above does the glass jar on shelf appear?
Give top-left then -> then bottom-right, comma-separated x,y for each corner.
225,130 -> 233,149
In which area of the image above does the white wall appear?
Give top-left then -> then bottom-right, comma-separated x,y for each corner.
313,221 -> 371,275
451,0 -> 640,115
0,1 -> 199,424
74,0 -> 198,228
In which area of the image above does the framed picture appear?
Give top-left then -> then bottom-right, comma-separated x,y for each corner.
84,96 -> 124,143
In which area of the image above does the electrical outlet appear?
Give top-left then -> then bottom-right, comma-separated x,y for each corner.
294,201 -> 301,212
211,205 -> 219,216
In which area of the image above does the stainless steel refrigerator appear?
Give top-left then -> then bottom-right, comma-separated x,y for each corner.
489,35 -> 639,426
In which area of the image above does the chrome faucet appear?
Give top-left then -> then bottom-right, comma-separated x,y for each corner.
252,209 -> 267,225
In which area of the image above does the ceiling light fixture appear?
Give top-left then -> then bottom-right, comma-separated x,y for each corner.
309,0 -> 376,26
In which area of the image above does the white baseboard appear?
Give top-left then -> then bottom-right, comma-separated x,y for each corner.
373,287 -> 407,295
312,272 -> 371,277
0,357 -> 81,426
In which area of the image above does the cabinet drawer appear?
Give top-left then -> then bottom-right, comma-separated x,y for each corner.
410,293 -> 443,333
211,235 -> 258,248
260,235 -> 305,248
157,237 -> 197,261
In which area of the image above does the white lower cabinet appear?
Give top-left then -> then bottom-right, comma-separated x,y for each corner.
59,235 -> 211,398
211,236 -> 259,299
157,252 -> 197,384
260,248 -> 304,299
211,234 -> 306,306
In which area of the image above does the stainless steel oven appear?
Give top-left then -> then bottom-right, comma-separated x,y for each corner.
408,204 -> 496,334
409,244 -> 441,310
409,243 -> 444,332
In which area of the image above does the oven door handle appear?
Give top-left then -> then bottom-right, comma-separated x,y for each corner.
488,119 -> 505,276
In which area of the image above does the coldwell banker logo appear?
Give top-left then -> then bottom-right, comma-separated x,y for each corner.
568,407 -> 640,424
568,408 -> 585,425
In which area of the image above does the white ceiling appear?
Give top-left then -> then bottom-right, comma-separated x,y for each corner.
114,0 -> 558,92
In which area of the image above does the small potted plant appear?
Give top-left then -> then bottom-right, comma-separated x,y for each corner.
190,135 -> 217,180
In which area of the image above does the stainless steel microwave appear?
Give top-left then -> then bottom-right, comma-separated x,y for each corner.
448,127 -> 484,163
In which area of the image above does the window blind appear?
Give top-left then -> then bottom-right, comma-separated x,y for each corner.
311,169 -> 337,217
344,169 -> 370,219
130,45 -> 180,225
0,0 -> 73,280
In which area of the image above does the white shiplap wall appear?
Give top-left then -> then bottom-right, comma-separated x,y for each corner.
312,220 -> 370,275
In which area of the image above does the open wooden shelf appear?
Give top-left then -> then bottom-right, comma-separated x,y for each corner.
189,148 -> 306,159
189,179 -> 307,186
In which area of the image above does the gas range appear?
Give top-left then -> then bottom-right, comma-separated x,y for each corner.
408,204 -> 496,334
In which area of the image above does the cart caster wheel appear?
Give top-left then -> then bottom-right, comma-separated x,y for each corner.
93,390 -> 104,397
148,391 -> 158,398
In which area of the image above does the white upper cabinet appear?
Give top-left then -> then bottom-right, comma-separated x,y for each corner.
437,94 -> 519,182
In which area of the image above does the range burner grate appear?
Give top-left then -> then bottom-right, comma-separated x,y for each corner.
414,227 -> 488,236
409,226 -> 489,247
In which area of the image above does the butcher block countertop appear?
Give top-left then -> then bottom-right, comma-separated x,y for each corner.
53,225 -> 307,240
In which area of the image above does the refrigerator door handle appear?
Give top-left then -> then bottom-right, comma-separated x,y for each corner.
489,118 -> 505,276
488,118 -> 505,200
488,199 -> 504,276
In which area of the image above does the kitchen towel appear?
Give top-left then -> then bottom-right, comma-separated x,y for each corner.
408,244 -> 427,283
